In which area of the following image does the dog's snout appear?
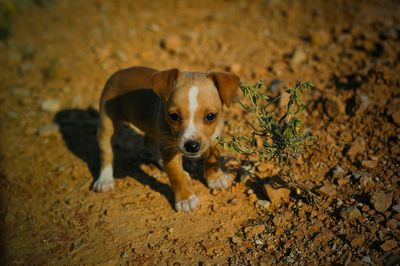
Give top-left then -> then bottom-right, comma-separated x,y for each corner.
184,140 -> 200,153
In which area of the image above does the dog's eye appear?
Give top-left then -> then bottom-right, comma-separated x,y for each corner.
205,113 -> 216,122
169,112 -> 181,121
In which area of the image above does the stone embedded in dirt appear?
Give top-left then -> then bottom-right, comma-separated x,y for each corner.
386,219 -> 398,230
115,50 -> 128,62
120,251 -> 128,258
393,204 -> 400,212
311,30 -> 331,47
256,200 -> 271,210
248,194 -> 257,203
312,229 -> 334,246
340,206 -> 361,220
330,166 -> 345,178
323,97 -> 345,118
371,191 -> 393,213
38,123 -> 60,136
380,239 -> 398,251
347,234 -> 365,248
264,184 -> 290,207
230,236 -> 242,245
41,99 -> 61,113
362,256 -> 372,264
361,159 -> 378,169
256,161 -> 275,173
245,224 -> 265,238
318,181 -> 336,197
346,138 -> 366,157
392,109 -> 400,126
160,35 -> 183,53
291,48 -> 307,66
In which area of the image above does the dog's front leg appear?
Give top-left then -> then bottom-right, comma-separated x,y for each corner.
162,149 -> 198,212
204,145 -> 232,190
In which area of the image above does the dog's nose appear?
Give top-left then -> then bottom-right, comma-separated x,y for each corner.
184,140 -> 200,153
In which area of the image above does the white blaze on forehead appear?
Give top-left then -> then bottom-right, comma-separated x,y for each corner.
183,85 -> 199,139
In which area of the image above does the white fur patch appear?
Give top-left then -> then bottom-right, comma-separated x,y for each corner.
183,85 -> 199,139
99,164 -> 113,180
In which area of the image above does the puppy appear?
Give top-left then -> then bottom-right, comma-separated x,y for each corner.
93,66 -> 239,212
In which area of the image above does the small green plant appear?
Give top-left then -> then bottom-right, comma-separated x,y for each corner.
218,80 -> 315,164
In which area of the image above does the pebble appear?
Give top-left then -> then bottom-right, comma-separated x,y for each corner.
386,219 -> 398,230
330,166 -> 345,178
38,123 -> 60,137
246,189 -> 254,195
392,204 -> 400,212
360,174 -> 374,188
167,227 -> 174,233
371,191 -> 393,213
361,255 -> 371,264
340,206 -> 361,220
361,159 -> 378,169
245,224 -> 265,237
318,182 -> 336,197
160,35 -> 182,53
291,48 -> 307,66
264,184 -> 290,207
380,239 -> 398,251
311,30 -> 331,47
41,99 -> 61,113
120,251 -> 128,258
248,194 -> 257,203
256,200 -> 271,210
230,197 -> 240,205
392,109 -> 400,126
115,50 -> 128,62
347,138 -> 366,157
348,234 -> 365,248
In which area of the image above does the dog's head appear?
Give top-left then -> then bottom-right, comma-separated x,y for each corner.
152,69 -> 239,158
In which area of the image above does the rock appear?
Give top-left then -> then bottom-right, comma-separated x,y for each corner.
246,189 -> 254,195
311,30 -> 332,47
337,178 -> 350,187
245,224 -> 265,238
347,234 -> 365,248
371,192 -> 393,213
392,109 -> 400,126
167,227 -> 174,233
291,48 -> 307,66
264,184 -> 290,207
230,197 -> 240,205
38,123 -> 60,137
340,206 -> 361,220
256,200 -> 271,210
387,219 -> 398,230
115,50 -> 128,62
347,138 -> 366,157
230,236 -> 242,245
361,159 -> 378,169
120,251 -> 128,258
361,255 -> 371,264
256,161 -> 274,173
330,166 -> 345,178
319,181 -> 336,197
380,239 -> 398,251
323,97 -> 345,118
160,35 -> 183,53
41,99 -> 61,113
248,194 -> 257,203
393,204 -> 400,212
360,174 -> 374,188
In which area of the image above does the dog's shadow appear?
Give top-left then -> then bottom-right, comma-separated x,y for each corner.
54,108 -> 174,206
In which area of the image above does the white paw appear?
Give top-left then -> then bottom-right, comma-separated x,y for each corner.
207,173 -> 232,190
92,178 -> 115,192
175,194 -> 199,212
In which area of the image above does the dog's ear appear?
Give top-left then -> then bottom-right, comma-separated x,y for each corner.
207,72 -> 240,107
152,68 -> 179,102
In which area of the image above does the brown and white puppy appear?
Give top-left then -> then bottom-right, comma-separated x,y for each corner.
93,66 -> 239,212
